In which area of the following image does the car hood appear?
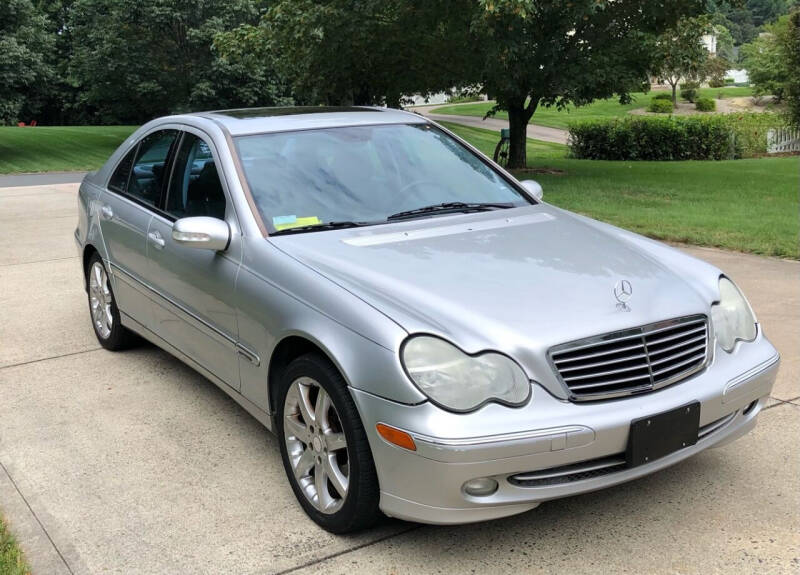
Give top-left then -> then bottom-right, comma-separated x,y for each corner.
270,205 -> 713,383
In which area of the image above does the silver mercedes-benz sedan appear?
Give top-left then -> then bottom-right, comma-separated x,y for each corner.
75,107 -> 780,533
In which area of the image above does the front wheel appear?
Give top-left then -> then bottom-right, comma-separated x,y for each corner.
276,353 -> 381,533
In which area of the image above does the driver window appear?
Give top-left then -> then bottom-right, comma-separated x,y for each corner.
166,133 -> 226,220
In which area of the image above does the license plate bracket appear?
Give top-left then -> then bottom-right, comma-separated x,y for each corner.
626,402 -> 700,467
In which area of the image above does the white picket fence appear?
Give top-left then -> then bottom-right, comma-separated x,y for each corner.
767,127 -> 800,153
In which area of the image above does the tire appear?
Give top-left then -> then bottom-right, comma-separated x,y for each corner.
493,138 -> 510,167
276,353 -> 381,533
86,253 -> 136,351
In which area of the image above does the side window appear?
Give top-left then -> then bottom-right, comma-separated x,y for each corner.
126,130 -> 179,207
108,146 -> 137,194
165,133 -> 226,220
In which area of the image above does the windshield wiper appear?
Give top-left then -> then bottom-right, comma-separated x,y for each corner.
271,221 -> 373,235
386,202 -> 515,221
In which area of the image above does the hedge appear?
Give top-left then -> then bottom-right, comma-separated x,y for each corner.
567,114 -> 785,161
680,82 -> 699,103
695,97 -> 715,112
651,93 -> 673,101
648,99 -> 674,113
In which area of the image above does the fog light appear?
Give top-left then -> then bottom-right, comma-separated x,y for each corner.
463,477 -> 498,497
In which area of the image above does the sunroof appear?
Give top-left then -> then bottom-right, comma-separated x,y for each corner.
209,107 -> 380,119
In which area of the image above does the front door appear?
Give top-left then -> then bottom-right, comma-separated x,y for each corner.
99,129 -> 179,328
147,131 -> 242,390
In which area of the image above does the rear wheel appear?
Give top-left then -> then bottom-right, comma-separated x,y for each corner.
86,253 -> 136,350
276,353 -> 381,533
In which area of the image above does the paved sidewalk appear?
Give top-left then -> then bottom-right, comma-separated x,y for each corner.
412,104 -> 569,145
0,171 -> 87,188
0,183 -> 798,574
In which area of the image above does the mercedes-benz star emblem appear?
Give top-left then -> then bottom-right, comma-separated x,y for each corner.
614,279 -> 633,311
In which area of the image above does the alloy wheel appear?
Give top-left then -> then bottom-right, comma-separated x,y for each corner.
88,261 -> 113,339
283,377 -> 350,514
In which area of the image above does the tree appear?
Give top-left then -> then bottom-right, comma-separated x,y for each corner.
468,1 -> 705,167
0,0 -> 54,124
651,17 -> 711,104
746,0 -> 789,26
713,23 -> 736,61
708,1 -> 758,45
786,9 -> 800,127
217,0 -> 473,107
741,14 -> 792,100
68,0 -> 290,124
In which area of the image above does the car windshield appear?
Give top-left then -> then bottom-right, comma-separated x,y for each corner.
234,123 -> 532,233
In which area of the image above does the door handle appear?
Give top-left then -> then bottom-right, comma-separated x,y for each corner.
148,230 -> 165,249
100,205 -> 113,220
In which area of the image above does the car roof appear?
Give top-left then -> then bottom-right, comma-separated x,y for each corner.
191,106 -> 428,137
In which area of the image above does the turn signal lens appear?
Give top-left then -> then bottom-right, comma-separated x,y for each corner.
376,423 -> 416,451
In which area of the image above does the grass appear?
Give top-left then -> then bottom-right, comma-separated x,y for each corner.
0,513 -> 29,575
0,125 -> 137,174
443,121 -> 799,259
433,87 -> 756,130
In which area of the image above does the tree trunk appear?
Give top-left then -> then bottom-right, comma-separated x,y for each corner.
670,81 -> 677,105
506,97 -> 536,170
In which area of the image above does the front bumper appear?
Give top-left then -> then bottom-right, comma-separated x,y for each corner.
352,333 -> 779,525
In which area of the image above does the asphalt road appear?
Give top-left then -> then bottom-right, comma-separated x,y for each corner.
412,104 -> 570,145
0,183 -> 798,574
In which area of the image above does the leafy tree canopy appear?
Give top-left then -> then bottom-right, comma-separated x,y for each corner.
0,0 -> 54,124
741,14 -> 792,100
68,0 -> 289,124
216,0 -> 474,107
786,9 -> 800,127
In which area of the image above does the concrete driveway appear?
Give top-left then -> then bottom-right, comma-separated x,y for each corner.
1,182 -> 798,575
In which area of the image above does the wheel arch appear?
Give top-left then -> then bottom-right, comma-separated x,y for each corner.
82,243 -> 100,291
267,334 -> 344,417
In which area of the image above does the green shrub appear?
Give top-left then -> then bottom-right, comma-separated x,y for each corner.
708,77 -> 725,88
724,77 -> 735,84
680,81 -> 700,102
568,113 -> 785,161
568,116 -> 736,160
695,97 -> 716,112
651,92 -> 673,101
648,99 -> 674,113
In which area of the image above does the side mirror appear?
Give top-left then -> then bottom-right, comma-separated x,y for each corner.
520,179 -> 543,201
172,217 -> 230,251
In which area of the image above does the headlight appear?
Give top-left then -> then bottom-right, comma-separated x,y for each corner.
401,336 -> 531,412
711,277 -> 757,352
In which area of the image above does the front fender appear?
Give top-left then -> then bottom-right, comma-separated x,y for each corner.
235,238 -> 425,413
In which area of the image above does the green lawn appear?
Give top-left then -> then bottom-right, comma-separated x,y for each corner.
443,122 -> 799,259
0,125 -> 136,174
433,87 -> 756,130
0,513 -> 29,575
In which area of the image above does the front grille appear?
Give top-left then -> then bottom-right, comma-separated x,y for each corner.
549,315 -> 710,402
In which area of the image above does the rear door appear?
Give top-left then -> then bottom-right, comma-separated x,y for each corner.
99,129 -> 179,328
146,129 -> 243,390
